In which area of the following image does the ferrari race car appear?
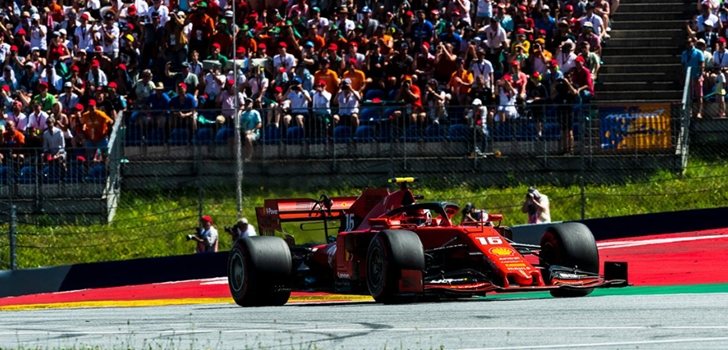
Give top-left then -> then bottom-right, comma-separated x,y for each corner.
227,178 -> 628,306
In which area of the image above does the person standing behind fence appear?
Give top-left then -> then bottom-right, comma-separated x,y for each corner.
187,215 -> 219,253
80,99 -> 114,158
521,187 -> 551,224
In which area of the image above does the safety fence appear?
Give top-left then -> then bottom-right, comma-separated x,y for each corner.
3,101 -> 727,270
123,102 -> 681,160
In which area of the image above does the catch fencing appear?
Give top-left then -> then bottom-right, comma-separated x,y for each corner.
1,101 -> 721,269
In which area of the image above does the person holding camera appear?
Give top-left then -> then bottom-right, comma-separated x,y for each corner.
521,187 -> 551,224
187,215 -> 219,253
225,218 -> 257,242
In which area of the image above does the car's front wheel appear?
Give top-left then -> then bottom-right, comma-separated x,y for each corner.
540,222 -> 599,298
366,230 -> 425,303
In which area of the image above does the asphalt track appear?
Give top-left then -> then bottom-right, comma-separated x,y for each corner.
1,291 -> 727,349
1,229 -> 727,349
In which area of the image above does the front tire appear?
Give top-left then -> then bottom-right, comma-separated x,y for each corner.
540,223 -> 599,298
228,236 -> 292,306
366,230 -> 425,303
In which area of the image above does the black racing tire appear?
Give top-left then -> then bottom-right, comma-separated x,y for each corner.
366,230 -> 425,304
227,236 -> 292,307
540,222 -> 599,298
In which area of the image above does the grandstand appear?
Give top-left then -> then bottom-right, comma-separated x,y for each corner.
0,0 -> 722,223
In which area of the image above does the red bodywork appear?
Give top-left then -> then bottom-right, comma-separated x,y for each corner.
256,184 -> 611,296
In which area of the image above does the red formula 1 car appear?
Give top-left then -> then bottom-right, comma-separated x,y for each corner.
227,178 -> 628,306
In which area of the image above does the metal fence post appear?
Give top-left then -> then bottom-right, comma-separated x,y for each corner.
9,204 -> 17,270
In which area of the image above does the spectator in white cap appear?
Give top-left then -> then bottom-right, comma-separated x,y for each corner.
29,13 -> 47,53
226,217 -> 257,241
696,4 -> 720,34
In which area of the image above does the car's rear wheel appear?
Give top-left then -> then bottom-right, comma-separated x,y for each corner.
228,236 -> 292,307
366,230 -> 425,303
540,223 -> 599,298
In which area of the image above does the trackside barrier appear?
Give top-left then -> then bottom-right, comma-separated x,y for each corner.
2,206 -> 727,298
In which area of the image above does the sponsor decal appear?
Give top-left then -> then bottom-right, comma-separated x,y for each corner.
505,262 -> 528,268
265,208 -> 278,215
337,272 -> 351,279
489,247 -> 514,256
599,103 -> 672,150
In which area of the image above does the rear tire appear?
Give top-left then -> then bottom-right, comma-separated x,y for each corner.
540,223 -> 599,298
228,236 -> 292,307
366,230 -> 425,303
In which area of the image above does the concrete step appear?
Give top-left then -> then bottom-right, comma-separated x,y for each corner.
617,3 -> 687,12
612,12 -> 685,21
603,54 -> 677,65
607,37 -> 680,47
600,72 -> 679,83
600,63 -> 682,74
608,28 -> 684,39
611,20 -> 687,30
602,81 -> 680,91
595,90 -> 683,101
602,46 -> 679,56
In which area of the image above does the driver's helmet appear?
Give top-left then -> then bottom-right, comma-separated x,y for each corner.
408,208 -> 432,226
462,203 -> 474,215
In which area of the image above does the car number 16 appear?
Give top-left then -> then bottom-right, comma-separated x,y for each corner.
477,236 -> 503,245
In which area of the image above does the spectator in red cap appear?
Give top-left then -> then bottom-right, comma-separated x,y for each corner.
342,58 -> 366,93
571,55 -> 594,103
314,57 -> 340,94
170,82 -> 199,132
74,12 -> 95,53
87,59 -> 109,88
32,81 -> 57,112
273,41 -> 296,73
80,98 -> 114,158
188,215 -> 218,253
206,42 -> 229,67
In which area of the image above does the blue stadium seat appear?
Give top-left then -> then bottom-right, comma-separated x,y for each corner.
353,125 -> 376,143
332,125 -> 352,144
262,125 -> 281,145
364,89 -> 385,101
125,126 -> 142,146
145,128 -> 164,146
515,122 -> 537,141
448,124 -> 471,142
401,124 -> 421,142
17,165 -> 37,184
169,128 -> 190,145
42,165 -> 63,184
215,127 -> 234,145
86,164 -> 106,183
376,126 -> 393,142
424,124 -> 446,142
542,122 -> 561,140
193,128 -> 214,145
0,165 -> 9,185
65,162 -> 86,183
285,126 -> 305,144
493,123 -> 513,142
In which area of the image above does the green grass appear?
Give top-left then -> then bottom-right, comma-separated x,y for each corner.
1,159 -> 727,269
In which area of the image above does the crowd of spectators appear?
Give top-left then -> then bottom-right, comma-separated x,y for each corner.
684,0 -> 728,119
0,0 -> 614,166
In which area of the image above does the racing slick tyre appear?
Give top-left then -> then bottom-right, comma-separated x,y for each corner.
540,223 -> 599,298
228,236 -> 292,307
366,230 -> 425,304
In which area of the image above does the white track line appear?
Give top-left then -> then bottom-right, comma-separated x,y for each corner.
597,234 -> 728,250
459,336 -> 728,350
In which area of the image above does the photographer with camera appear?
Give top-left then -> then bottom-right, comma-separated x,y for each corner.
521,187 -> 551,224
187,215 -> 219,253
225,218 -> 257,242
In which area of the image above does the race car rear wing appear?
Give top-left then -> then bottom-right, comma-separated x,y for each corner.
256,196 -> 359,236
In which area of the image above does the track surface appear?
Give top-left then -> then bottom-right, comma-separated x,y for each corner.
1,292 -> 727,349
1,228 -> 727,349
